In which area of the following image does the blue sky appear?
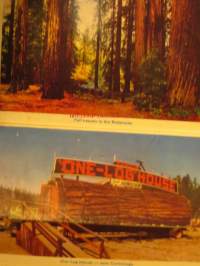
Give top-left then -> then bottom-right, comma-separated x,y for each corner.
0,126 -> 200,192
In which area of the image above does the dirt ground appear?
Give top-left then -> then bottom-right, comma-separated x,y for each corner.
0,228 -> 200,261
0,231 -> 28,255
107,228 -> 200,261
0,84 -> 199,121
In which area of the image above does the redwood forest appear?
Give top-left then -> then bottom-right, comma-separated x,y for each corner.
0,0 -> 200,120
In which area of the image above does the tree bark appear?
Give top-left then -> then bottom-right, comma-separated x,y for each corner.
66,0 -> 75,88
134,0 -> 146,71
0,0 -> 4,82
109,0 -> 116,97
134,0 -> 146,93
167,0 -> 200,107
6,0 -> 15,83
42,0 -> 68,99
9,0 -> 28,92
94,0 -> 102,91
124,0 -> 134,97
113,0 -> 122,93
146,0 -> 165,58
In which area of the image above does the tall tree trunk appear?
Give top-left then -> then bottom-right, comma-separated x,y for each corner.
6,0 -> 15,83
124,0 -> 134,97
109,0 -> 116,97
9,0 -> 28,92
19,0 -> 28,90
66,0 -> 75,88
134,0 -> 166,94
134,0 -> 146,93
0,0 -> 4,82
146,0 -> 165,58
113,0 -> 122,93
94,0 -> 102,91
134,0 -> 146,71
167,0 -> 200,107
42,0 -> 68,99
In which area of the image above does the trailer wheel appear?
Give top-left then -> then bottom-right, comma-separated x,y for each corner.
169,229 -> 183,239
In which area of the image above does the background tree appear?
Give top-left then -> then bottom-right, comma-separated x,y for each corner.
167,0 -> 200,107
178,174 -> 200,216
94,0 -> 102,91
0,0 -> 4,82
72,28 -> 94,86
9,0 -> 29,92
113,0 -> 122,93
133,0 -> 167,110
109,0 -> 116,96
134,0 -> 146,82
123,0 -> 134,98
27,0 -> 44,84
1,0 -> 15,83
100,0 -> 116,96
42,0 -> 69,99
134,0 -> 166,92
66,0 -> 78,88
146,0 -> 165,58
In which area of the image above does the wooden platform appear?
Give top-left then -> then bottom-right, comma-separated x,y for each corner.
16,222 -> 95,258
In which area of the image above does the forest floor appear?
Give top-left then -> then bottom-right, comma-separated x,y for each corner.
0,84 -> 200,121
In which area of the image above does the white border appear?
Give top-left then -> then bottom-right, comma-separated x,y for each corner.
0,111 -> 200,137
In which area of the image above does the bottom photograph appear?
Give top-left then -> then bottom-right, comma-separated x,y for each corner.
0,126 -> 200,262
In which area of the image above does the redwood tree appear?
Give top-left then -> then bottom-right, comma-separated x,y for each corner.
124,0 -> 134,96
9,0 -> 28,92
167,0 -> 200,107
6,0 -> 15,83
108,0 -> 116,96
146,0 -> 165,58
66,0 -> 77,87
134,0 -> 166,94
94,0 -> 102,91
0,0 -> 4,81
42,0 -> 69,99
113,0 -> 122,93
134,0 -> 146,71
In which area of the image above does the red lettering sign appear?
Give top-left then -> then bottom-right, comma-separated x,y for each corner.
55,158 -> 177,193
86,162 -> 96,176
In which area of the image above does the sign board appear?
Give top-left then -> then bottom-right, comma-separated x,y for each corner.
54,158 -> 177,193
114,160 -> 140,170
110,179 -> 142,189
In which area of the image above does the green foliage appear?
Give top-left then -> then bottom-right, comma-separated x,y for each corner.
133,51 -> 167,111
151,107 -> 163,117
73,29 -> 95,84
195,107 -> 200,117
176,175 -> 200,216
169,107 -> 192,118
72,64 -> 92,83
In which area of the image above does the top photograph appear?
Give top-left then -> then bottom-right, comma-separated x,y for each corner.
0,0 -> 199,122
